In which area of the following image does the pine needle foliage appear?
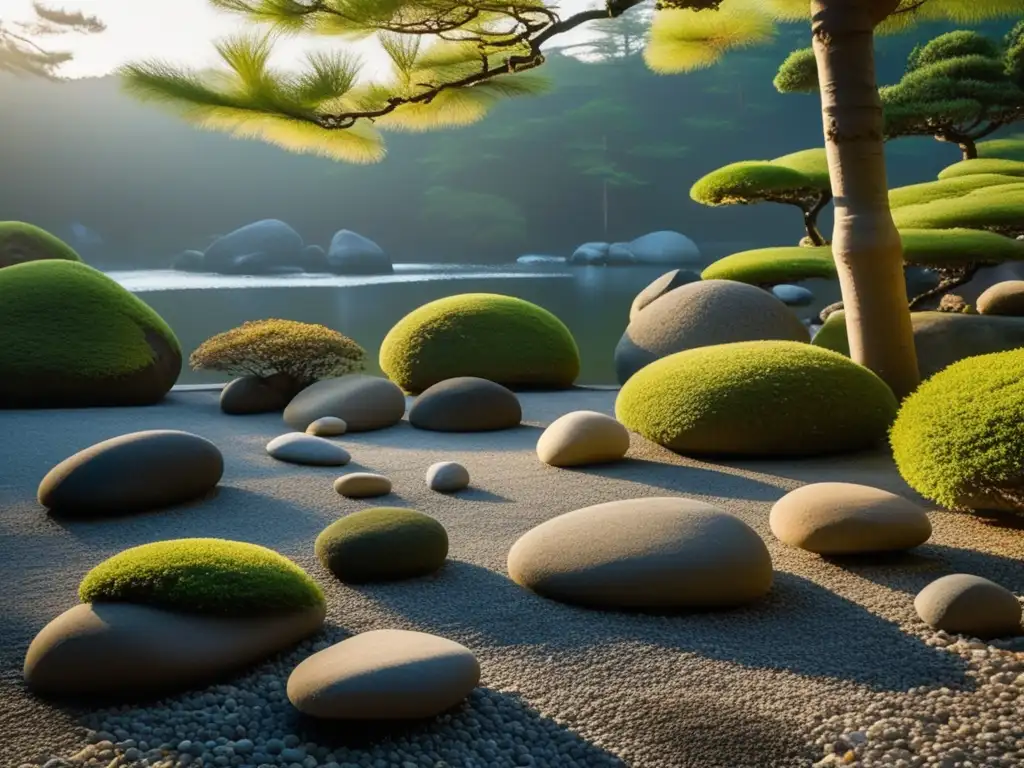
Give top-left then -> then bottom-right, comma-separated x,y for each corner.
0,2 -> 105,79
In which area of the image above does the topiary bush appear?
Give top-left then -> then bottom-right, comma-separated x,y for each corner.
700,246 -> 836,285
0,221 -> 82,269
890,348 -> 1024,513
937,158 -> 1024,180
79,538 -> 325,616
892,191 -> 1024,237
314,507 -> 449,583
379,293 -> 580,393
889,174 -> 1024,209
190,319 -> 365,390
615,340 -> 898,457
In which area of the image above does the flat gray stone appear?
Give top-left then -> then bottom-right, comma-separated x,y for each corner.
283,375 -> 406,432
267,433 -> 351,466
410,377 -> 521,432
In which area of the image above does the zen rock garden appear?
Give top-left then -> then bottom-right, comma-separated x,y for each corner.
1,219 -> 1023,768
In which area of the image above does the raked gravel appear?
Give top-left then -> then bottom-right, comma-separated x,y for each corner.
1,389 -> 1022,768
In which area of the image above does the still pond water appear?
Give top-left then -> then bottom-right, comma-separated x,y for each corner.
110,264 -> 837,386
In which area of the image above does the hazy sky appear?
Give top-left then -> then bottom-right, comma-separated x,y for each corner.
1,0 -> 600,79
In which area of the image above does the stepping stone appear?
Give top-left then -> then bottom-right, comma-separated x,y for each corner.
266,433 -> 350,466
220,376 -> 289,415
769,482 -> 932,555
306,416 -> 347,437
536,411 -> 630,467
409,377 -> 522,432
425,462 -> 470,493
287,629 -> 480,719
915,574 -> 1022,639
38,430 -> 223,516
507,497 -> 772,609
283,374 -> 405,432
334,472 -> 392,498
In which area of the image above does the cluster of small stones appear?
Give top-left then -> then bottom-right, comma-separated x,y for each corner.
809,629 -> 1024,768
23,631 -> 626,768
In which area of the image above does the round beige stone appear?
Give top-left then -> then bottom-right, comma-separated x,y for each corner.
306,416 -> 347,437
915,574 -> 1022,639
536,410 -> 630,467
977,280 -> 1024,316
769,482 -> 932,555
286,629 -> 480,719
507,497 -> 772,609
334,472 -> 392,498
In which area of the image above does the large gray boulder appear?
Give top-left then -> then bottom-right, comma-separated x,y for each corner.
570,242 -> 609,265
615,279 -> 810,384
606,243 -> 636,265
626,230 -> 702,267
629,269 -> 701,321
284,375 -> 406,432
171,249 -> 205,272
326,230 -> 392,275
202,219 -> 304,274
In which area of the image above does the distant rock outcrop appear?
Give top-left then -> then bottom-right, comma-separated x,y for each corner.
570,231 -> 702,267
201,219 -> 304,274
326,230 -> 393,275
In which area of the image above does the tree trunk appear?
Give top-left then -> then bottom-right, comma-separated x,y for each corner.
936,133 -> 978,160
802,190 -> 832,245
811,0 -> 919,399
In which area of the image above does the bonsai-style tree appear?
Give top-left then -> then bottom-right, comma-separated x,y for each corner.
118,0 -> 1023,399
690,148 -> 832,245
889,173 -> 1024,209
700,245 -> 836,286
0,2 -> 104,78
775,25 -> 1024,161
892,185 -> 1024,239
936,157 -> 1024,180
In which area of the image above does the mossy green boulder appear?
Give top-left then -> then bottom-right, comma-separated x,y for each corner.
891,349 -> 1024,514
615,341 -> 898,457
379,293 -> 580,393
0,260 -> 181,407
0,221 -> 81,269
315,507 -> 449,583
79,538 -> 325,616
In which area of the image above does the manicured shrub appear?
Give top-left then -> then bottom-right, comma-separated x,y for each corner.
79,538 -> 325,616
700,246 -> 836,285
890,349 -> 1024,513
977,136 -> 1024,161
190,319 -> 365,388
889,174 -> 1023,209
615,340 -> 898,457
0,221 -> 82,268
892,191 -> 1024,237
379,293 -> 580,393
937,158 -> 1024,180
314,507 -> 449,583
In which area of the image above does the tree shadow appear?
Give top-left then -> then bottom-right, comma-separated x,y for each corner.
442,487 -> 512,504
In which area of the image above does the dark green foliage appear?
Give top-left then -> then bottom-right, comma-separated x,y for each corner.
0,221 -> 81,267
773,47 -> 818,94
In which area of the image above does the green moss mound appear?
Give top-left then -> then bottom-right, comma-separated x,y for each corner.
770,148 -> 830,187
0,221 -> 81,268
891,349 -> 1024,513
811,310 -> 852,356
937,158 -> 1024,180
899,228 -> 1024,267
314,507 -> 449,583
379,293 -> 580,393
615,340 -> 898,457
892,191 -> 1024,236
889,175 -> 1023,209
977,137 -> 1024,162
79,538 -> 325,616
690,162 -> 819,206
0,260 -> 180,378
700,246 -> 836,284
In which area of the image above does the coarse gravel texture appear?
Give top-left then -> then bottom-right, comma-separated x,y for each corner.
1,388 -> 1022,768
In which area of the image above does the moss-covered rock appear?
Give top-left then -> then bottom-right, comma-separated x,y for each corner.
0,221 -> 82,269
379,293 -> 579,393
315,508 -> 449,583
891,349 -> 1024,513
700,246 -> 836,285
0,260 -> 181,407
79,539 -> 325,616
615,341 -> 898,457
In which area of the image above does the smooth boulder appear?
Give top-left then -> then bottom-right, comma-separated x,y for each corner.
287,629 -> 480,719
626,230 -> 702,267
615,279 -> 809,384
24,602 -> 325,697
202,219 -> 303,274
425,462 -> 470,493
769,483 -> 932,555
171,249 -> 205,272
266,433 -> 351,466
570,242 -> 609,265
283,375 -> 406,432
507,497 -> 773,609
38,430 -> 223,515
629,269 -> 701,321
334,473 -> 392,498
306,416 -> 347,436
977,280 -> 1024,316
220,376 -> 290,415
914,574 -> 1022,638
410,377 -> 522,432
536,411 -> 630,467
772,284 -> 815,307
326,230 -> 392,275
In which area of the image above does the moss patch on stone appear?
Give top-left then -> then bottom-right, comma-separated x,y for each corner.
0,221 -> 81,268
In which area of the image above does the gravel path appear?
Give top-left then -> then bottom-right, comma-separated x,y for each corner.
1,389 -> 1022,768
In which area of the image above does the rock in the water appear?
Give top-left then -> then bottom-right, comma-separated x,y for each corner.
536,411 -> 630,467
772,284 -> 815,307
977,280 -> 1024,316
171,249 -> 205,272
570,242 -> 609,265
615,279 -> 809,384
220,376 -> 290,415
299,244 -> 327,273
38,430 -> 223,515
286,629 -> 479,719
24,602 -> 325,697
326,230 -> 392,275
315,508 -> 448,583
629,269 -> 701,322
914,574 -> 1022,638
266,433 -> 351,466
606,243 -> 636,265
410,377 -> 522,432
769,482 -> 932,555
306,416 -> 347,436
507,497 -> 772,609
203,219 -> 303,274
334,472 -> 392,498
425,461 -> 470,493
626,231 -> 702,267
283,374 -> 406,432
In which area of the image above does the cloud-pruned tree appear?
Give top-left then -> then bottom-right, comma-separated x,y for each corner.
0,2 -> 104,78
